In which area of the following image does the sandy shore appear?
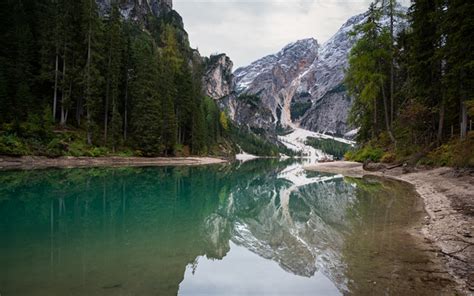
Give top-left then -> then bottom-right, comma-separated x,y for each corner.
306,161 -> 474,294
0,156 -> 228,170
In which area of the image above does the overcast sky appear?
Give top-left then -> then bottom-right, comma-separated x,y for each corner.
174,0 -> 410,69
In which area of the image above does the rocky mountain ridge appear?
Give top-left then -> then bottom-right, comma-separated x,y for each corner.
234,38 -> 319,128
203,9 -> 407,138
97,0 -> 173,20
229,12 -> 368,137
203,54 -> 235,101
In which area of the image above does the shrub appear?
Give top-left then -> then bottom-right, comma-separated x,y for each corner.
85,147 -> 109,157
380,152 -> 396,163
424,132 -> 474,168
345,145 -> 384,162
0,134 -> 30,156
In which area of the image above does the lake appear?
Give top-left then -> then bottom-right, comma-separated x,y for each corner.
0,160 -> 455,295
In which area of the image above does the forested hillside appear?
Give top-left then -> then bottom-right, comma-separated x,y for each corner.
0,0 -> 238,157
345,0 -> 473,167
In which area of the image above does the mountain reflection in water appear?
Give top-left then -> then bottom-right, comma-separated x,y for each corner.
0,159 -> 453,295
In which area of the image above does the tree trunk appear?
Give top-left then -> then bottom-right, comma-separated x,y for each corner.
461,100 -> 468,140
60,43 -> 67,127
380,76 -> 396,144
389,0 -> 395,126
85,0 -> 93,146
104,45 -> 112,145
61,109 -> 68,126
437,100 -> 445,145
61,80 -> 72,126
53,46 -> 59,121
76,96 -> 82,126
123,73 -> 129,141
373,97 -> 377,138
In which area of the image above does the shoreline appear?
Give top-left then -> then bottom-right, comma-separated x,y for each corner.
305,161 -> 473,294
0,156 -> 228,171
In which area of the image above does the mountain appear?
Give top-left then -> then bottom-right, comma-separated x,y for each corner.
97,0 -> 173,20
233,38 -> 319,129
209,10 -> 407,138
202,54 -> 235,101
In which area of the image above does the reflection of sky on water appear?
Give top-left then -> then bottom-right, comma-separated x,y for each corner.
180,241 -> 339,296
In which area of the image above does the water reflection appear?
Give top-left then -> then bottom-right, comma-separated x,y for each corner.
0,160 -> 453,295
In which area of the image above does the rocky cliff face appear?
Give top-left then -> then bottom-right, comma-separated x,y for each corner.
96,0 -> 173,21
202,54 -> 234,100
228,16 -> 363,136
298,12 -> 366,136
202,53 -> 278,134
222,10 -> 405,137
233,38 -> 319,128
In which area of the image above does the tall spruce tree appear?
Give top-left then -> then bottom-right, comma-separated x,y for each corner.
81,0 -> 104,145
160,25 -> 181,155
346,3 -> 394,143
442,0 -> 474,140
406,0 -> 444,144
103,3 -> 123,145
130,36 -> 163,155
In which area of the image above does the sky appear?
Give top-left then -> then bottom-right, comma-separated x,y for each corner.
174,0 -> 410,69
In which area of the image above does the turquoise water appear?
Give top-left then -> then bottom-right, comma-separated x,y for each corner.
0,160 -> 453,295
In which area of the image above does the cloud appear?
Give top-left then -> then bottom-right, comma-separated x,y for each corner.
174,0 -> 410,68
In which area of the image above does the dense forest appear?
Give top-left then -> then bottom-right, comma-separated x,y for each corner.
0,0 -> 269,157
345,0 -> 473,167
306,137 -> 353,160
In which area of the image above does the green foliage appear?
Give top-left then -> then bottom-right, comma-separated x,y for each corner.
345,145 -> 384,162
237,94 -> 260,107
290,101 -> 312,120
219,111 -> 229,132
228,125 -> 284,157
306,137 -> 352,159
380,152 -> 396,163
202,96 -> 221,145
0,0 -> 233,158
129,34 -> 163,156
0,134 -> 30,156
109,103 -> 123,151
422,132 -> 474,167
345,3 -> 392,143
345,0 -> 474,167
191,101 -> 207,155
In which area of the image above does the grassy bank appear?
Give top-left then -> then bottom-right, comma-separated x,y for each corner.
345,131 -> 474,168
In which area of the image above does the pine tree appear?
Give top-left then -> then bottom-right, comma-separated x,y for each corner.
130,36 -> 163,155
109,101 -> 123,152
203,96 -> 220,145
161,76 -> 178,155
11,0 -> 35,123
442,0 -> 474,140
160,25 -> 181,155
346,3 -> 394,143
0,69 -> 7,123
103,3 -> 123,145
121,24 -> 133,142
175,63 -> 194,145
58,0 -> 78,127
81,0 -> 104,145
406,0 -> 444,143
192,101 -> 207,155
